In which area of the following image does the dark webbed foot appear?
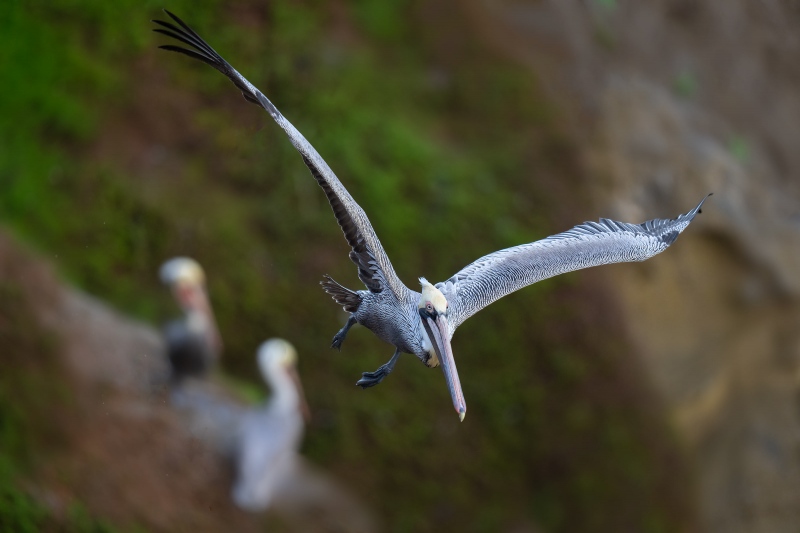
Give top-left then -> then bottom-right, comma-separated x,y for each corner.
356,349 -> 401,389
331,315 -> 357,351
356,365 -> 392,388
330,331 -> 346,351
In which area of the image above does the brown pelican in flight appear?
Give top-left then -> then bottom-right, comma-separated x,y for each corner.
153,11 -> 710,420
160,257 -> 222,383
233,338 -> 309,512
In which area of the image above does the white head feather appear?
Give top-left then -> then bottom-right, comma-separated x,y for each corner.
418,277 -> 448,313
257,338 -> 298,380
159,257 -> 205,287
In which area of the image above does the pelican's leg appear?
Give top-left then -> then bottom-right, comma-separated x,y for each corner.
356,348 -> 401,389
331,314 -> 357,350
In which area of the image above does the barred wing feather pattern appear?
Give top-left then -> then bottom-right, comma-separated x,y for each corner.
438,195 -> 710,332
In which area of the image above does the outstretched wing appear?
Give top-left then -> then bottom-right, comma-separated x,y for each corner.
437,195 -> 711,331
153,10 -> 406,299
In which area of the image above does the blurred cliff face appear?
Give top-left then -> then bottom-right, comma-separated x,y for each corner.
8,1 -> 800,532
3,1 -> 699,531
464,1 -> 800,531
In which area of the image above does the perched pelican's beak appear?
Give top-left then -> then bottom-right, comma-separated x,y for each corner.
175,282 -> 223,355
421,310 -> 467,421
286,364 -> 311,422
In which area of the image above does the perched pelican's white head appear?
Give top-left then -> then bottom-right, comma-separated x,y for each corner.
418,278 -> 466,421
257,338 -> 298,376
160,257 -> 205,288
257,339 -> 310,421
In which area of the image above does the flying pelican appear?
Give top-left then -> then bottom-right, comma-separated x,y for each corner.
159,257 -> 222,383
153,11 -> 710,421
233,338 -> 309,512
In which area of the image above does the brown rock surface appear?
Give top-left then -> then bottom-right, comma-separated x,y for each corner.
0,229 -> 377,532
463,1 -> 800,531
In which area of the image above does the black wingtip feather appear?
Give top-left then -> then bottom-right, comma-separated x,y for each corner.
154,11 -> 266,108
163,9 -> 187,28
153,20 -> 216,58
158,45 -> 213,66
153,12 -> 223,63
692,192 -> 713,217
699,192 -> 713,214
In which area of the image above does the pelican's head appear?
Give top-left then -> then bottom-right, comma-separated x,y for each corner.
257,338 -> 298,375
160,257 -> 205,288
418,278 -> 466,422
418,278 -> 448,319
257,339 -> 310,420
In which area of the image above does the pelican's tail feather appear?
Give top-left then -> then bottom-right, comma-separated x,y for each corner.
321,275 -> 362,313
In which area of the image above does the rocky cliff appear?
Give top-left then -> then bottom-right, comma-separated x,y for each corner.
465,1 -> 800,531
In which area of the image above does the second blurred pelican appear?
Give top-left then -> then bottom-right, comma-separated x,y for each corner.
232,338 -> 309,512
160,257 -> 222,383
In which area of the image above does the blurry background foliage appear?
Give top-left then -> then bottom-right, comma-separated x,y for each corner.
0,1 -> 692,532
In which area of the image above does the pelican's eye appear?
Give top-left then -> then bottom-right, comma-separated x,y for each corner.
425,302 -> 434,313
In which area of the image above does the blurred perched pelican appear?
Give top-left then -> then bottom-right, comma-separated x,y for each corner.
160,257 -> 221,383
232,338 -> 309,512
154,11 -> 710,421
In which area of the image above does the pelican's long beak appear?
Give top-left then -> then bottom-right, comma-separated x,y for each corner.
198,287 -> 223,355
287,364 -> 311,422
175,283 -> 223,355
423,313 -> 467,421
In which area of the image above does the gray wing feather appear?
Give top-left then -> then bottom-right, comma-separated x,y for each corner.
154,11 -> 405,299
438,195 -> 710,331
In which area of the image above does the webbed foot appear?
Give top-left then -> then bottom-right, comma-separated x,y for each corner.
331,331 -> 347,350
331,315 -> 357,351
356,348 -> 401,389
357,365 -> 392,388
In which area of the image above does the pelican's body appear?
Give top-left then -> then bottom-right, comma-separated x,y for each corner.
160,257 -> 221,383
233,339 -> 308,512
154,12 -> 709,420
